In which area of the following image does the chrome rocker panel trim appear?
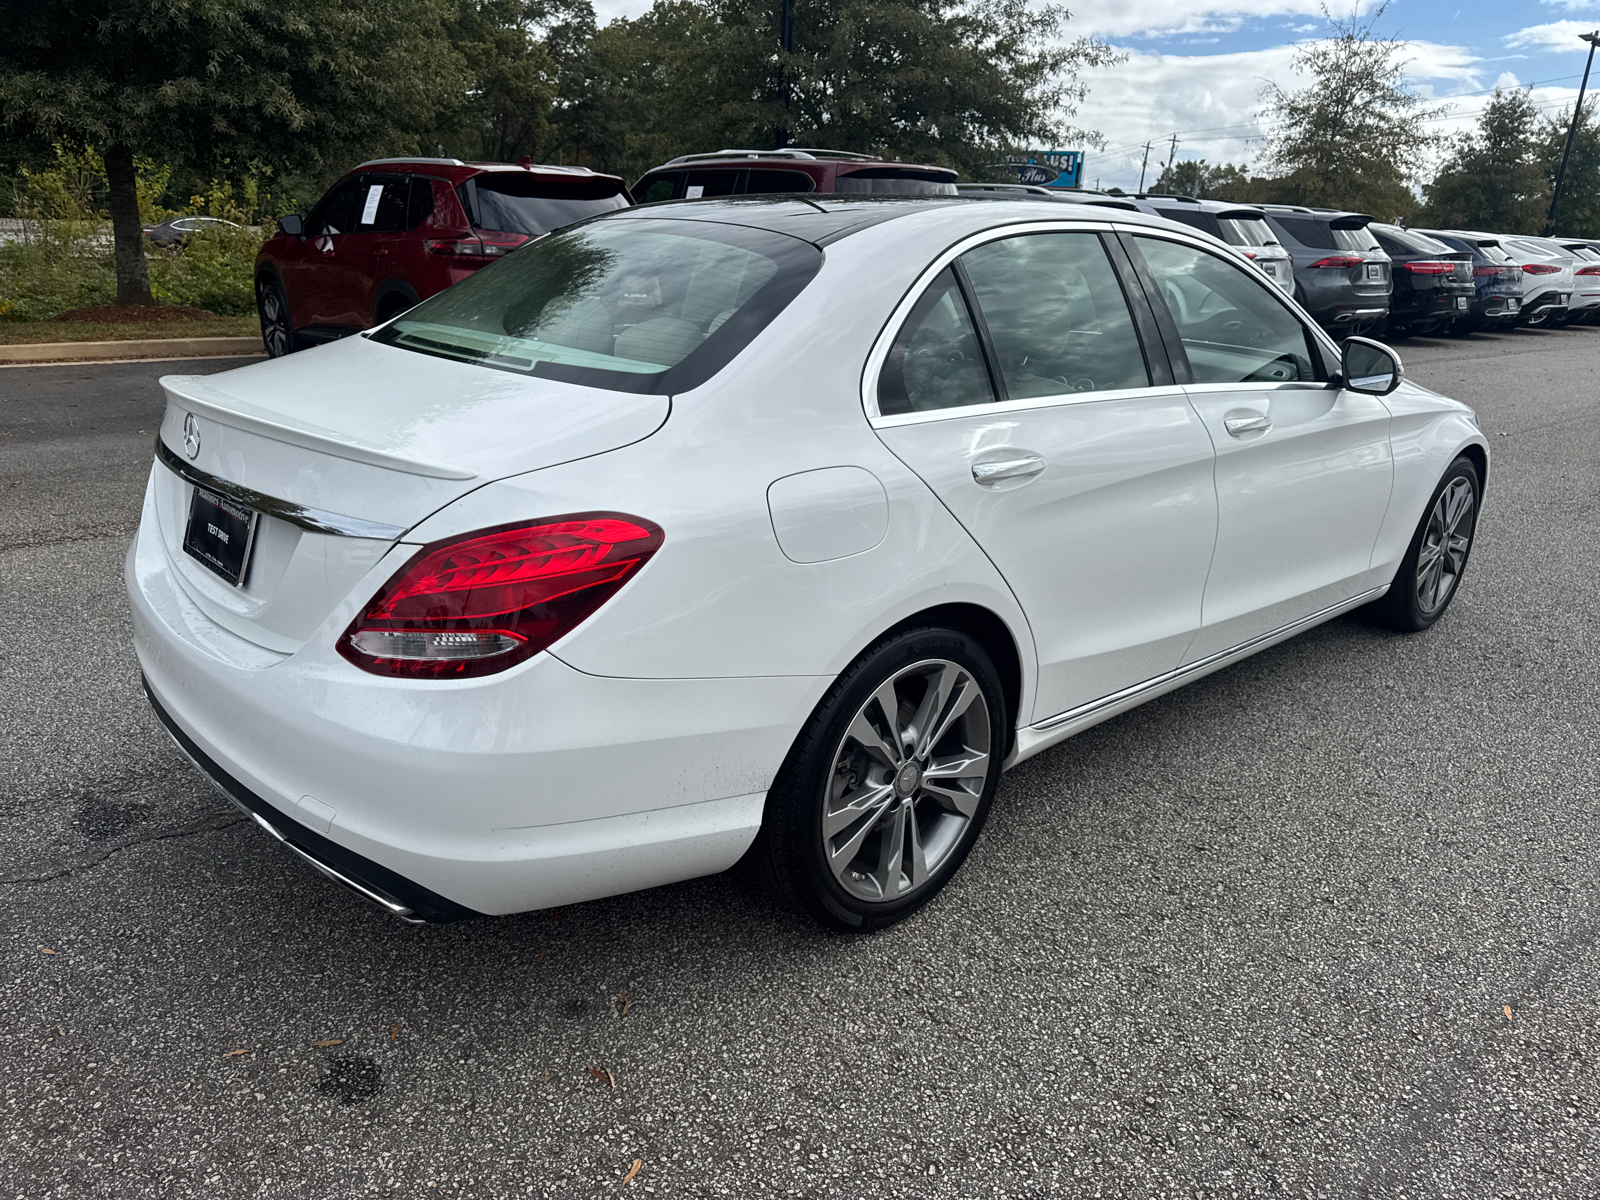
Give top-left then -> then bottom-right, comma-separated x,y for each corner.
1010,585 -> 1389,766
155,436 -> 407,541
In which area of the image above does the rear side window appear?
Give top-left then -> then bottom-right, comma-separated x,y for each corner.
1269,216 -> 1336,250
877,269 -> 995,415
835,168 -> 957,195
460,174 -> 629,237
406,178 -> 437,228
960,232 -> 1150,397
372,218 -> 821,393
1476,242 -> 1512,264
1135,235 -> 1323,386
1375,226 -> 1452,256
1153,208 -> 1222,238
361,177 -> 412,232
683,170 -> 743,199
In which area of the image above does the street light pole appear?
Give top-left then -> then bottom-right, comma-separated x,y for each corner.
775,0 -> 796,149
1545,29 -> 1600,236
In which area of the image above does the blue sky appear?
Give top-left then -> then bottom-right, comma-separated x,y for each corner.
589,0 -> 1600,189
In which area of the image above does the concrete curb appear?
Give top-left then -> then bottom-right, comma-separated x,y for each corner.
0,336 -> 264,364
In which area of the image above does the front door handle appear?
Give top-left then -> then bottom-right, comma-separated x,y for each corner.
972,455 -> 1047,483
1224,414 -> 1271,437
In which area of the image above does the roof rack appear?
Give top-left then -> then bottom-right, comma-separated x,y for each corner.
660,148 -> 885,167
353,156 -> 466,170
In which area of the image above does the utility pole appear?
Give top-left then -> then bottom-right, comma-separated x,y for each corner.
775,0 -> 796,149
1137,141 -> 1152,193
1546,30 -> 1600,235
1161,134 -> 1179,191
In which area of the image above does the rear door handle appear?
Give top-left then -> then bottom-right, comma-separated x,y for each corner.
1224,414 -> 1271,437
373,248 -> 389,257
972,455 -> 1046,483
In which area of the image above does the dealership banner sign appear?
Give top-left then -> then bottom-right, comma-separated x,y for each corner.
1000,151 -> 1084,188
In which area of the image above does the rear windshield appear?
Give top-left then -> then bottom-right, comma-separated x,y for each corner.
1153,208 -> 1221,237
1331,224 -> 1380,252
1215,215 -> 1275,248
1475,241 -> 1513,264
1374,226 -> 1453,256
1268,216 -> 1336,249
460,174 -> 629,237
1568,244 -> 1600,261
372,218 -> 821,393
835,168 -> 957,195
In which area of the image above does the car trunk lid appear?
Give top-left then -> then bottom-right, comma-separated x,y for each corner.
150,334 -> 670,651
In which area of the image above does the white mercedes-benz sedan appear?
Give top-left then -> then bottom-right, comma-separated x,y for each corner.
128,197 -> 1487,930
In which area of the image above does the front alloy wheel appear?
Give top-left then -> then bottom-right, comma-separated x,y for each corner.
1368,456 -> 1480,632
749,626 -> 1006,931
258,280 -> 295,358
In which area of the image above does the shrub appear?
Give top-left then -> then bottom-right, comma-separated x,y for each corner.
148,225 -> 265,316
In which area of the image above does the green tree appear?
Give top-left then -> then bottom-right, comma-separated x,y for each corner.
554,0 -> 1120,182
1148,160 -> 1254,200
1417,88 -> 1547,233
0,0 -> 467,306
1540,104 -> 1600,237
1258,2 -> 1442,217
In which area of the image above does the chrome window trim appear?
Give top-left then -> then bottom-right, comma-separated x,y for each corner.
870,382 -> 1192,428
155,436 -> 408,541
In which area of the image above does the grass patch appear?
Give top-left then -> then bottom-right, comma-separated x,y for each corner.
0,317 -> 260,344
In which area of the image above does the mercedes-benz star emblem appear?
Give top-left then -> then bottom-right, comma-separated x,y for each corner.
182,413 -> 201,459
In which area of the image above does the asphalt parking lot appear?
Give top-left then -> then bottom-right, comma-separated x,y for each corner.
2,326 -> 1598,1199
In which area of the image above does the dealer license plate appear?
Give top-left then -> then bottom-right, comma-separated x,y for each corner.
183,486 -> 258,587
1365,263 -> 1383,280
1457,296 -> 1469,310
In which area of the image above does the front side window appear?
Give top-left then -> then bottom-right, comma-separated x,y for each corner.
308,179 -> 367,236
373,218 -> 821,393
960,231 -> 1150,398
1134,235 -> 1323,386
877,268 -> 995,415
632,173 -> 680,204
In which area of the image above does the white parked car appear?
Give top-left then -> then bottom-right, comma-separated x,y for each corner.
129,199 -> 1488,930
1489,234 -> 1577,326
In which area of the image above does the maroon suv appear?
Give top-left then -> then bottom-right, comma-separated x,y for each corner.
255,157 -> 629,357
630,149 -> 958,202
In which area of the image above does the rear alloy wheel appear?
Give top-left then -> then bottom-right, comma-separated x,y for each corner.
1367,456 -> 1480,632
257,278 -> 296,358
749,627 -> 1005,931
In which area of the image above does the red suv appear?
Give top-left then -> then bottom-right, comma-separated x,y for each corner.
255,157 -> 629,357
629,149 -> 958,202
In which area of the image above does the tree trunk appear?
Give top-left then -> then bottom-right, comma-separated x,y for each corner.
103,142 -> 154,306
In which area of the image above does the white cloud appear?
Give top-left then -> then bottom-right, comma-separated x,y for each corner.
1507,20 -> 1600,50
1068,38 -> 1483,191
1540,0 -> 1600,12
1063,0 -> 1376,39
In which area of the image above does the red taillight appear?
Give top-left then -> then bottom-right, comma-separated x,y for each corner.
1402,260 -> 1453,274
1307,256 -> 1365,269
1522,263 -> 1560,275
1576,265 -> 1600,276
337,515 -> 663,679
1473,265 -> 1498,276
427,233 -> 530,262
478,233 -> 531,257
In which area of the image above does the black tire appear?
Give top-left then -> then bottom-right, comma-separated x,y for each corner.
374,293 -> 416,325
1366,456 -> 1481,632
257,277 -> 297,358
748,626 -> 1007,932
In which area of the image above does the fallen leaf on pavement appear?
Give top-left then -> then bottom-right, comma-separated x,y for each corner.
623,1159 -> 642,1185
390,1024 -> 402,1041
588,1065 -> 615,1088
547,911 -> 566,921
222,1049 -> 248,1058
311,1039 -> 343,1047
39,947 -> 55,955
1503,1005 -> 1514,1023
617,992 -> 631,1018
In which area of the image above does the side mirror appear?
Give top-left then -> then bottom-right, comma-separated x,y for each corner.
278,213 -> 304,238
1340,336 -> 1402,396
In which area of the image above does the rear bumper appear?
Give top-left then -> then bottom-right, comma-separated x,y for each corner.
126,511 -> 820,918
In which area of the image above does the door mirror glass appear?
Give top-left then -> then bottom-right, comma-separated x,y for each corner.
278,213 -> 304,237
1341,337 -> 1402,395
